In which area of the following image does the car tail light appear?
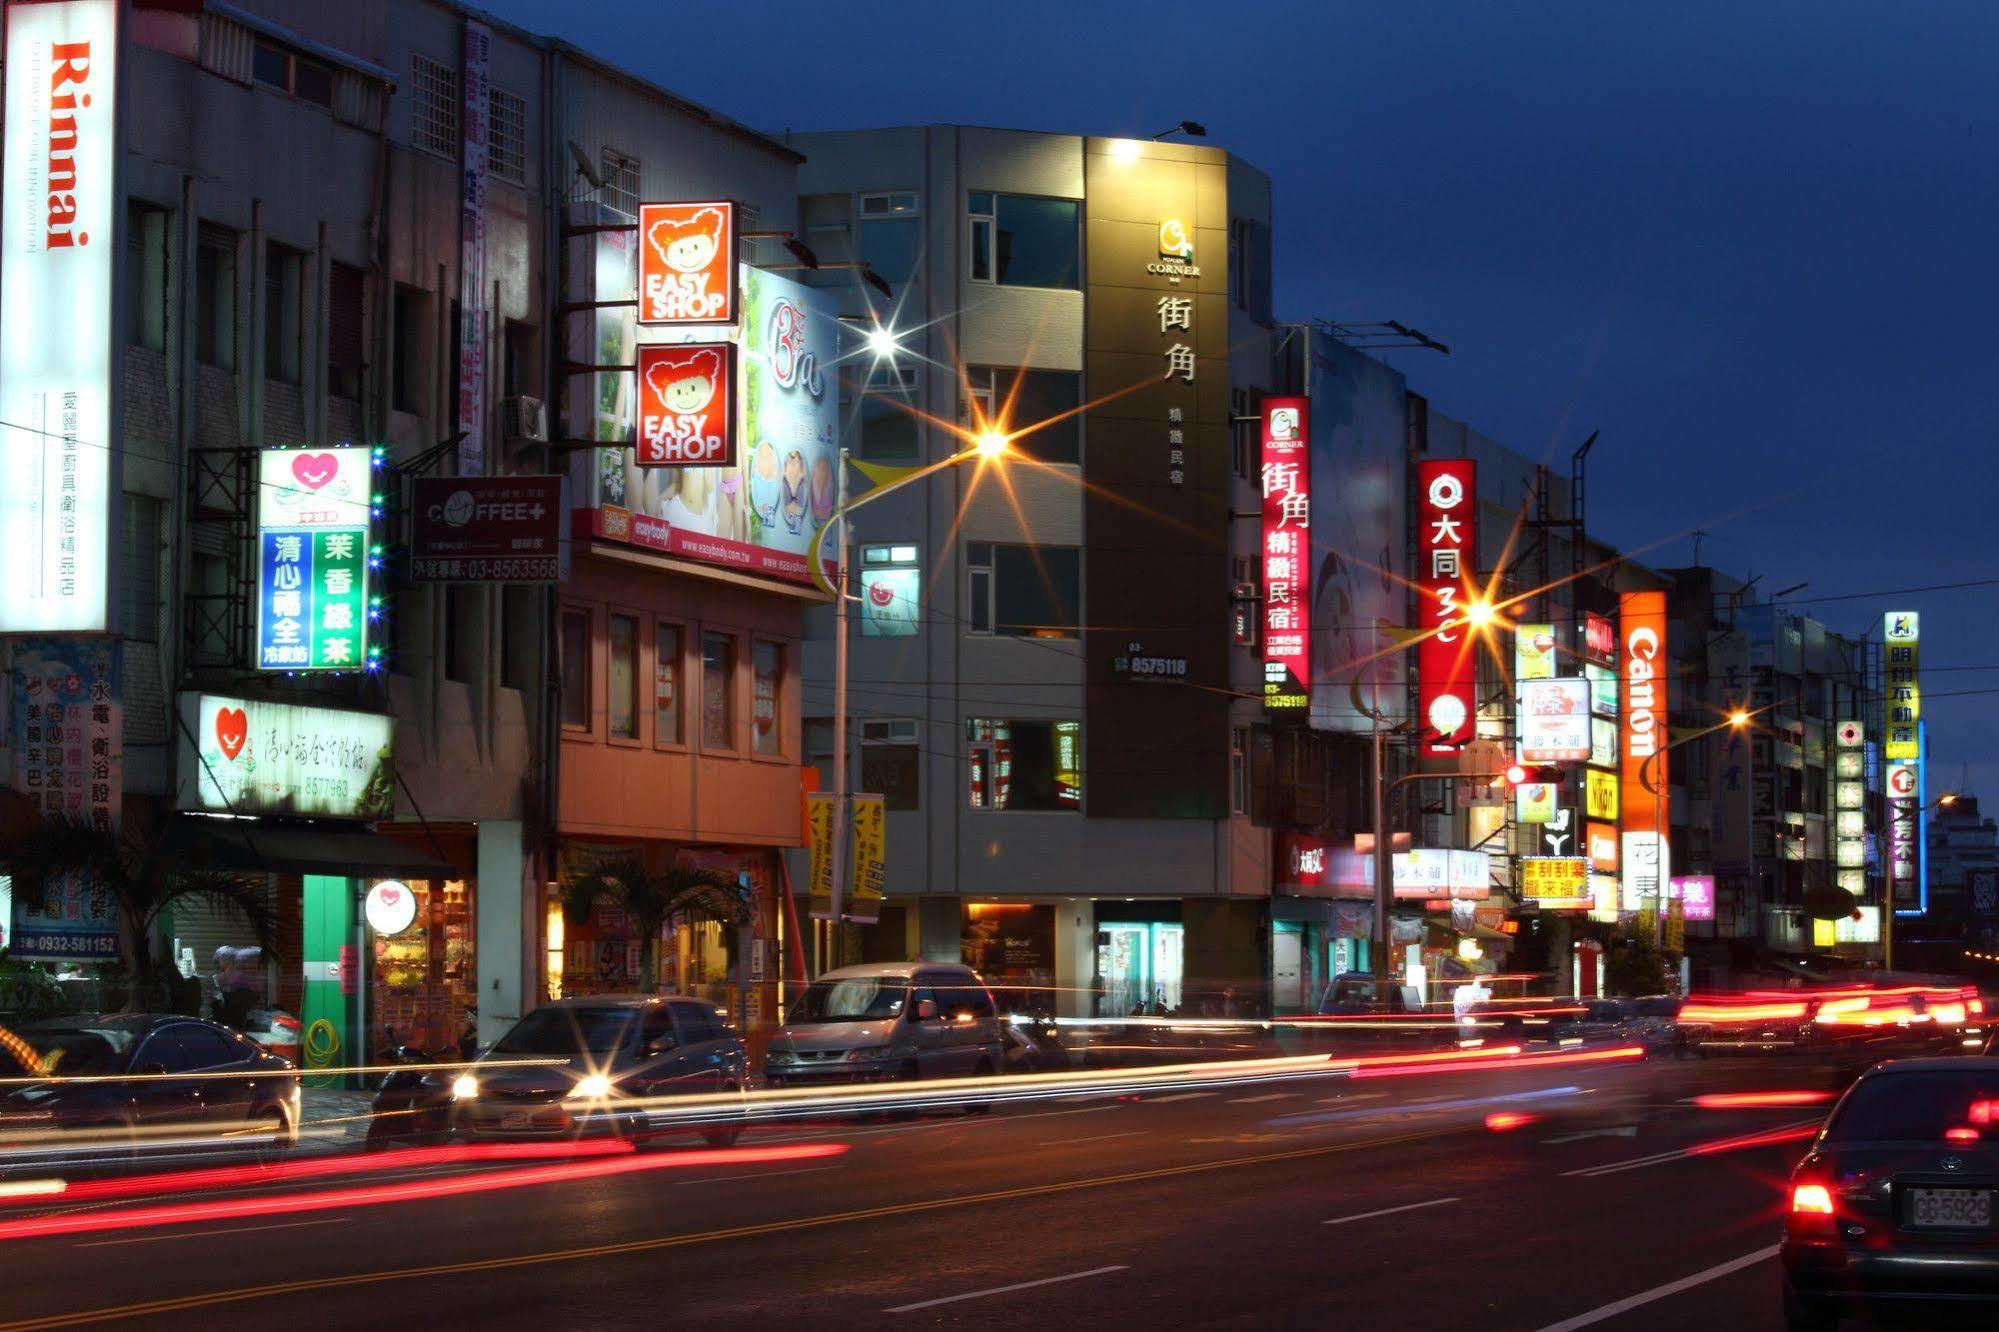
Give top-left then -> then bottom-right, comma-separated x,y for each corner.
1946,1127 -> 1980,1145
1788,1181 -> 1837,1235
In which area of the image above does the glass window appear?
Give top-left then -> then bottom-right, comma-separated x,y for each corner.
263,243 -> 303,384
393,285 -> 426,415
674,1002 -> 723,1044
858,191 -> 920,285
976,195 -> 1079,290
560,609 -> 589,729
410,54 -> 458,159
327,262 -> 365,400
860,391 -> 920,463
196,230 -> 237,371
492,1007 -> 635,1056
132,1031 -> 192,1073
171,1024 -> 239,1069
292,57 -> 334,108
966,719 -> 1082,811
862,719 -> 920,811
609,614 -> 638,739
1826,1069 -> 1999,1143
599,148 -> 641,218
487,88 -> 528,183
639,1004 -> 676,1049
993,545 -> 1079,637
786,978 -> 909,1024
702,632 -> 736,750
752,640 -> 783,756
125,204 -> 167,351
252,42 -> 289,90
655,623 -> 683,745
120,494 -> 164,642
968,367 -> 1080,464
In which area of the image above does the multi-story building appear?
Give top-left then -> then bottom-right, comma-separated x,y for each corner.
789,126 -> 1281,1016
1915,795 -> 1998,959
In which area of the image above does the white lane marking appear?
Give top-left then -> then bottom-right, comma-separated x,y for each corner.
1318,1092 -> 1388,1105
76,1217 -> 350,1249
1228,1093 -> 1298,1104
1148,1092 -> 1213,1103
885,1265 -> 1130,1313
1530,1246 -> 1780,1332
1542,1125 -> 1638,1144
1563,1118 -> 1820,1178
754,1102 -> 1114,1144
1054,1130 -> 1147,1146
1322,1196 -> 1460,1227
675,1165 -> 842,1186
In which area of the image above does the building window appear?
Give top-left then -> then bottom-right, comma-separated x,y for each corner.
1230,388 -> 1251,480
654,623 -> 684,745
254,40 -> 332,108
967,192 -> 1080,290
253,40 -> 288,90
752,640 -> 784,756
966,367 -> 1081,464
967,719 -> 1081,811
445,584 -> 479,684
124,203 -> 167,352
488,87 -> 527,184
393,285 -> 427,415
196,226 -> 238,371
860,366 -> 920,463
263,242 -> 304,384
327,262 -> 365,401
858,191 -> 919,286
293,57 -> 334,108
600,148 -> 641,218
608,614 -> 639,739
965,542 -> 1080,638
859,544 -> 921,637
410,54 -> 458,159
701,631 -> 736,750
560,609 -> 590,730
500,585 -> 534,692
120,494 -> 165,642
1231,726 -> 1250,814
862,719 -> 920,811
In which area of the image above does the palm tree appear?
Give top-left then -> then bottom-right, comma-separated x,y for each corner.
559,857 -> 747,993
0,815 -> 277,1011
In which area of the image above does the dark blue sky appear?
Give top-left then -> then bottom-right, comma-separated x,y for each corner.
491,0 -> 1999,797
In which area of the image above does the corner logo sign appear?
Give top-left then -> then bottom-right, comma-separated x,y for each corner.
1147,218 -> 1201,283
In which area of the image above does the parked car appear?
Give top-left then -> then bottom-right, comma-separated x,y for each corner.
438,996 -> 747,1148
1549,999 -> 1634,1045
1299,973 -> 1453,1052
1782,1058 -> 1999,1329
763,962 -> 1004,1091
0,1014 -> 298,1171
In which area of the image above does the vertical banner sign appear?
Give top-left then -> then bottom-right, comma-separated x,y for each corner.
1416,459 -> 1478,753
9,636 -> 121,828
1259,397 -> 1310,710
635,343 -> 736,467
256,448 -> 372,670
1887,760 -> 1919,912
805,792 -> 836,921
0,0 -> 118,632
848,794 -> 886,925
1883,611 -> 1920,760
456,20 -> 491,475
1833,720 -> 1867,900
1515,623 -> 1556,680
638,202 -> 737,325
1619,590 -> 1670,910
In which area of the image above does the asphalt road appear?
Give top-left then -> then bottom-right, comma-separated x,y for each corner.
0,1052 -> 1881,1330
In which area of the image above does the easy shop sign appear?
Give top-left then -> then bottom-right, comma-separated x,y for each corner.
178,693 -> 393,820
638,201 -> 737,325
636,343 -> 736,467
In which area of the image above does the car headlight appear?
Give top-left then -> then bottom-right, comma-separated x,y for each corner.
567,1073 -> 613,1100
451,1074 -> 480,1101
842,1046 -> 891,1062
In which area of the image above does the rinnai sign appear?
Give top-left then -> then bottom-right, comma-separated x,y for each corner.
1416,459 -> 1478,754
1259,397 -> 1310,710
638,201 -> 737,325
636,343 -> 735,466
178,693 -> 394,820
0,0 -> 118,632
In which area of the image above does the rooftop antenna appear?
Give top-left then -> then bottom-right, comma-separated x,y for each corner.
1690,528 -> 1709,566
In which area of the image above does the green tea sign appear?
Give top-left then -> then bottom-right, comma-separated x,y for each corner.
178,693 -> 393,819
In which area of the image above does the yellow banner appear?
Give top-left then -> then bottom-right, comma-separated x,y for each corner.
1585,769 -> 1620,821
805,793 -> 836,918
1521,856 -> 1588,900
1515,623 -> 1556,680
849,794 -> 886,923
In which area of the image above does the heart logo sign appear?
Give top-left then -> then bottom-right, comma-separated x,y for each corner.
378,886 -> 402,907
868,580 -> 895,607
215,707 -> 249,760
291,453 -> 339,490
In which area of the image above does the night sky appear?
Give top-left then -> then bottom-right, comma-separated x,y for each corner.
489,0 -> 1999,799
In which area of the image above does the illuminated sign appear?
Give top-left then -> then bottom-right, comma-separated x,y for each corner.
1416,459 -> 1477,753
638,201 -> 736,325
1672,874 -> 1715,923
1521,856 -> 1588,904
178,693 -> 393,820
1619,591 -> 1668,907
1586,661 -> 1618,717
1583,612 -> 1615,666
0,0 -> 117,632
1888,758 -> 1919,908
1519,677 -> 1590,763
1621,831 -> 1669,912
256,448 -> 372,671
1884,610 -> 1919,760
860,546 -> 920,638
1834,717 -> 1866,895
1515,623 -> 1556,680
1586,821 -> 1620,873
1260,397 -> 1310,710
1586,768 -> 1620,821
1394,848 -> 1490,900
1590,716 -> 1617,767
365,880 -> 418,936
636,342 -> 736,467
1517,783 -> 1555,824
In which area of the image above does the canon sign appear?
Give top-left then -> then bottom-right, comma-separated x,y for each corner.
0,0 -> 118,632
1624,624 -> 1660,760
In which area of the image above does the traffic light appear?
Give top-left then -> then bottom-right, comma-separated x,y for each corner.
1503,763 -> 1564,788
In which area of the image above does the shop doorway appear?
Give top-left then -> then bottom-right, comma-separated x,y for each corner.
1272,927 -> 1304,1012
1096,921 -> 1183,1016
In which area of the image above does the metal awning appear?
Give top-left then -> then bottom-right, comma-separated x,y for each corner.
164,816 -> 457,879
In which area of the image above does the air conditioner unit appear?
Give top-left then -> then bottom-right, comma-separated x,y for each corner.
502,395 -> 548,443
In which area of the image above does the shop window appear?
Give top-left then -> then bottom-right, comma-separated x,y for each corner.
965,367 -> 1080,464
654,622 -> 684,745
859,545 -> 921,637
264,241 -> 304,384
124,203 -> 167,352
702,631 -> 736,750
609,614 -> 639,739
965,542 -> 1080,638
966,718 -> 1081,811
967,192 -> 1079,290
196,225 -> 238,371
371,880 -> 474,1062
858,191 -> 919,286
560,609 -> 590,730
752,640 -> 784,756
862,719 -> 920,811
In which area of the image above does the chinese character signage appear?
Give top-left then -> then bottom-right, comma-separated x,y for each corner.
0,0 -> 118,633
636,343 -> 736,467
256,448 -> 371,670
1521,856 -> 1588,905
1583,612 -> 1616,666
1887,758 -> 1920,911
1515,623 -> 1556,680
848,794 -> 886,925
638,201 -> 737,325
457,20 -> 490,475
9,636 -> 121,829
411,475 -> 566,582
1260,397 -> 1310,710
1417,459 -> 1478,754
805,792 -> 836,919
7,868 -> 116,962
178,693 -> 393,820
1519,677 -> 1591,762
1884,610 -> 1920,760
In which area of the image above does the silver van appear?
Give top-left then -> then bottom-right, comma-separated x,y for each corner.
762,962 -> 1004,1088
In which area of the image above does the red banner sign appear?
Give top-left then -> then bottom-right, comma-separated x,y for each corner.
1619,590 -> 1668,828
1416,459 -> 1478,753
636,343 -> 736,467
1260,397 -> 1310,711
638,201 -> 736,325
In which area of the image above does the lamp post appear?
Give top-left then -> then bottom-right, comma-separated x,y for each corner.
1639,709 -> 1754,953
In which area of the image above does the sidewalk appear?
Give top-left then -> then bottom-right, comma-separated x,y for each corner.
298,1085 -> 378,1154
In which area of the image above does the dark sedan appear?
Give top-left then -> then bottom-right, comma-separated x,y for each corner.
435,996 -> 748,1149
0,1014 -> 299,1171
1782,1058 -> 1999,1329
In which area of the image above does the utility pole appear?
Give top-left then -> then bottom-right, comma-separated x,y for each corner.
827,448 -> 853,953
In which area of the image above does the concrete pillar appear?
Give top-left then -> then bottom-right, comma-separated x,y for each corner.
477,819 -> 526,1046
917,895 -> 961,964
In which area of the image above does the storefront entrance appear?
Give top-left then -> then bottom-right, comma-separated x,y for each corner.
1095,920 -> 1183,1016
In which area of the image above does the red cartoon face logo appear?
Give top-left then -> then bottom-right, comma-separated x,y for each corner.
639,202 -> 735,324
215,707 -> 249,760
648,207 -> 724,274
636,343 -> 735,467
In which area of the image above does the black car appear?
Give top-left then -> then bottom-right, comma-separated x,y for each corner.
1782,1058 -> 1999,1329
0,1014 -> 299,1171
436,996 -> 748,1149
